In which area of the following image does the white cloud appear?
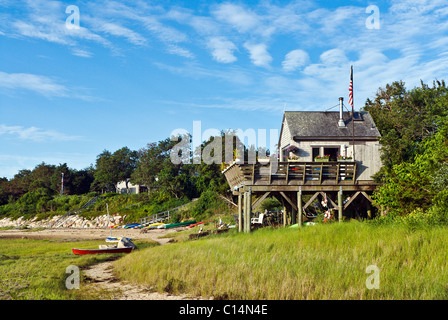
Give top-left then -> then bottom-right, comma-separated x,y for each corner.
320,48 -> 348,66
0,71 -> 68,97
244,42 -> 272,67
0,71 -> 99,100
71,48 -> 93,58
207,37 -> 237,63
282,49 -> 310,72
154,62 -> 252,86
8,1 -> 112,50
166,44 -> 194,59
166,9 -> 220,36
212,3 -> 260,33
0,124 -> 81,142
85,18 -> 147,46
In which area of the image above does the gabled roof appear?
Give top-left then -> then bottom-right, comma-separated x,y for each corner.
283,111 -> 381,140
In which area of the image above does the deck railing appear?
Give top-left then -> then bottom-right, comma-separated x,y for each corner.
222,161 -> 357,190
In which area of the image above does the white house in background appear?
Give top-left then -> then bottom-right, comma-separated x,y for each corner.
278,97 -> 382,181
116,180 -> 147,194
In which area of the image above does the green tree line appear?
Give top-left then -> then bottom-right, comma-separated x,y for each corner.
364,80 -> 448,221
0,131 -> 248,208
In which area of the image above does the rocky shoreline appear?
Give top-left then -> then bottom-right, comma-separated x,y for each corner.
0,214 -> 124,229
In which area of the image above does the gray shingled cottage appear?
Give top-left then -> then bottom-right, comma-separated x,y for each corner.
279,98 -> 382,181
222,97 -> 383,232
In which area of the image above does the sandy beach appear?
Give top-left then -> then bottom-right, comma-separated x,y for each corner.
0,226 -> 176,243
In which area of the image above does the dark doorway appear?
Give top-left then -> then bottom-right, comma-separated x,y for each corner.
323,147 -> 339,161
312,148 -> 320,160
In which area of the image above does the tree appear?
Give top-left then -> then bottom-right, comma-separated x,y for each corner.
363,80 -> 448,180
92,147 -> 138,193
131,138 -> 179,189
71,166 -> 95,194
372,117 -> 448,216
113,147 -> 138,193
0,177 -> 9,205
30,162 -> 56,192
367,79 -> 448,216
92,150 -> 117,193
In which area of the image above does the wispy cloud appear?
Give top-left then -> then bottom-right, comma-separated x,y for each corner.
154,62 -> 252,86
212,3 -> 260,33
0,71 -> 68,97
282,49 -> 310,72
2,0 -> 448,113
71,48 -> 93,58
207,37 -> 237,63
0,70 -> 99,100
6,0 -> 112,50
84,17 -> 147,46
244,42 -> 272,68
0,124 -> 82,142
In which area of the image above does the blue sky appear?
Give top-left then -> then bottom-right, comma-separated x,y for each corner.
0,0 -> 447,178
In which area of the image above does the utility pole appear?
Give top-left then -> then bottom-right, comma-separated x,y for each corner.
61,173 -> 64,196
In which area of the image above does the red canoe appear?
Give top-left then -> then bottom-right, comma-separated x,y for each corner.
72,247 -> 133,255
187,221 -> 213,228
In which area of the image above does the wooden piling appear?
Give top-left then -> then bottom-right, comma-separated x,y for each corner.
298,188 -> 302,227
247,188 -> 252,233
243,191 -> 248,233
238,193 -> 243,233
338,186 -> 343,222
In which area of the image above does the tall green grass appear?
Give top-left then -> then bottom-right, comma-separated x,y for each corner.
114,221 -> 448,299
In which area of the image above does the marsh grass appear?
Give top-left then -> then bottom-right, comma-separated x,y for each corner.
0,238 -> 157,300
114,221 -> 448,299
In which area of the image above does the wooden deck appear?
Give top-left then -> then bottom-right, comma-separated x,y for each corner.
223,160 -> 376,193
222,160 -> 380,232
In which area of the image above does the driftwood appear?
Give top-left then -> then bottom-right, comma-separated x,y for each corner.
213,228 -> 229,234
188,230 -> 211,240
188,227 -> 230,240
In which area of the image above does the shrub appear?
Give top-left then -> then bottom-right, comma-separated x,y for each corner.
259,197 -> 282,212
189,190 -> 230,220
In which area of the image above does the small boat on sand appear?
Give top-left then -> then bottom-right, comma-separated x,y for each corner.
73,236 -> 136,255
141,223 -> 165,230
162,220 -> 196,229
187,221 -> 213,228
72,247 -> 133,255
123,223 -> 141,229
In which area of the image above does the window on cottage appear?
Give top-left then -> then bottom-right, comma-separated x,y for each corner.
323,147 -> 340,161
282,145 -> 290,161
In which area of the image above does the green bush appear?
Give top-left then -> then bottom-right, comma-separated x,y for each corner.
258,197 -> 282,212
189,190 -> 231,220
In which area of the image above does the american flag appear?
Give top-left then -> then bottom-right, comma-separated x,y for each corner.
348,65 -> 353,108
